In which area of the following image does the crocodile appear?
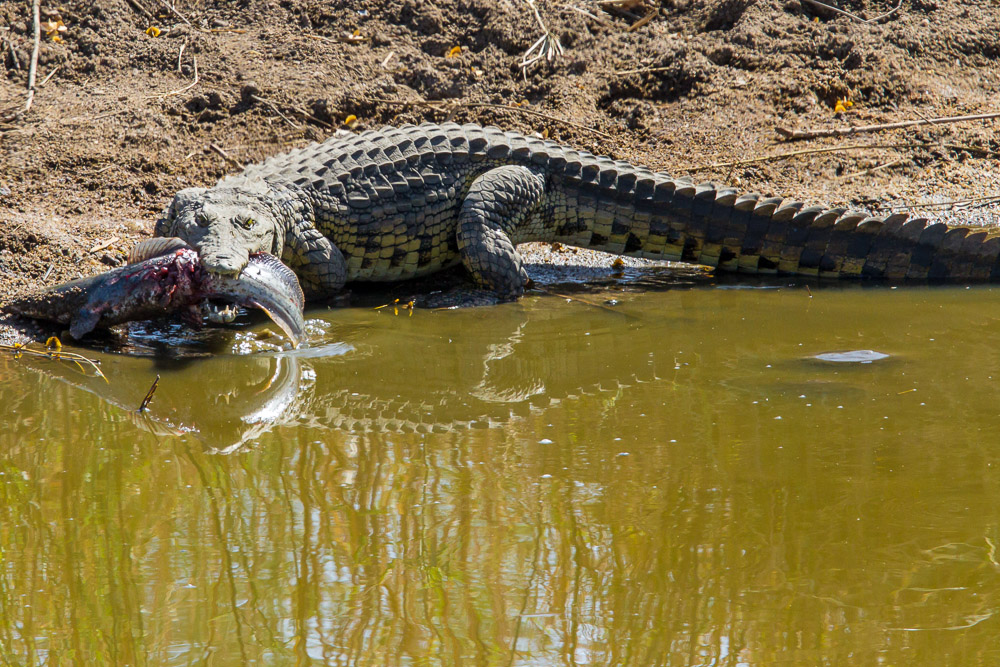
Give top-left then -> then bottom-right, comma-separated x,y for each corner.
156,121 -> 1000,300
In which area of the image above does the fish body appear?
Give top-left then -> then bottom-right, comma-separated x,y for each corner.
3,240 -> 306,347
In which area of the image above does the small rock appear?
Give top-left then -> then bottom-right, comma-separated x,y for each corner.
240,82 -> 260,105
100,253 -> 122,267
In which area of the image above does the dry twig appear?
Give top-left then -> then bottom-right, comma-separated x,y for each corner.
777,111 -> 1000,141
681,142 -> 923,172
125,0 -> 155,22
561,4 -> 610,26
249,94 -> 302,129
627,6 -> 658,32
614,64 -> 672,75
893,194 -> 1000,211
138,374 -> 160,412
88,236 -> 119,253
6,37 -> 20,70
1,339 -> 107,382
10,0 -> 41,120
801,0 -> 903,24
520,0 -> 564,75
837,156 -> 910,181
159,0 -> 192,26
38,65 -> 60,87
146,56 -> 198,99
209,142 -> 243,169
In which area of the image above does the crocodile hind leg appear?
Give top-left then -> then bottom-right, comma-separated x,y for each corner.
456,165 -> 546,299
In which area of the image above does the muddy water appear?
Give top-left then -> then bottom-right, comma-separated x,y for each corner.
3,281 -> 1000,665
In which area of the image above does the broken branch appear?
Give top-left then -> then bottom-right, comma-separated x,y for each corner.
125,0 -> 154,22
146,56 -> 198,99
681,142 -> 924,172
5,0 -> 43,122
776,111 -> 1000,141
138,374 -> 160,412
209,142 -> 243,169
249,94 -> 302,130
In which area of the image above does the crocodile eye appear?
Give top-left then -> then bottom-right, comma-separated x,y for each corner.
235,215 -> 256,230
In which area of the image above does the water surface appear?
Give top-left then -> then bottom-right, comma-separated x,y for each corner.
3,281 -> 1000,665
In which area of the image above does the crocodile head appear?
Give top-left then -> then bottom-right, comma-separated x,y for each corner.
158,184 -> 284,278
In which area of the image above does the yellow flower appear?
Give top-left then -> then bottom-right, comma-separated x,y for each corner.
146,26 -> 161,37
42,19 -> 67,40
447,46 -> 461,58
834,98 -> 853,113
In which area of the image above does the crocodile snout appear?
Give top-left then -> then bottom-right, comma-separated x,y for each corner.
199,249 -> 248,277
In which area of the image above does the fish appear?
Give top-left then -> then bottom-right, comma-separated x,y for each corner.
2,238 -> 306,347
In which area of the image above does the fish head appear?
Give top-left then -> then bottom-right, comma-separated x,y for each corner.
161,184 -> 283,278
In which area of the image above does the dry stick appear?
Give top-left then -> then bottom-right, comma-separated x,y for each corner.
561,4 -> 610,26
680,142 -> 923,172
146,56 -> 198,98
868,0 -> 904,23
520,0 -> 564,74
38,65 -> 60,87
894,194 -> 1000,210
249,94 -> 301,129
0,342 -> 107,381
125,0 -> 155,22
802,0 -> 903,23
800,0 -> 870,23
88,236 -> 119,253
160,0 -> 192,26
177,42 -> 185,73
776,111 -> 1000,141
837,156 -> 909,181
614,64 -> 672,75
289,105 -> 335,129
208,142 -> 243,168
23,0 -> 40,114
627,7 -> 658,32
138,374 -> 161,412
6,37 -> 21,70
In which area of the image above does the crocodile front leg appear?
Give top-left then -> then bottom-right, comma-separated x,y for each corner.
283,222 -> 347,299
456,165 -> 546,299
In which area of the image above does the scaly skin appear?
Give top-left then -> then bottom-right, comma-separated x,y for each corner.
156,122 -> 1000,300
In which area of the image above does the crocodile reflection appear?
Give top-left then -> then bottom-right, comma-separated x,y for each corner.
9,295 -> 681,449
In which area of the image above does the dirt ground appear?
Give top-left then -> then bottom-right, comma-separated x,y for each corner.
1,0 -> 998,312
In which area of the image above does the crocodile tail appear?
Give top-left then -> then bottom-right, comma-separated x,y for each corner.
607,177 -> 1000,280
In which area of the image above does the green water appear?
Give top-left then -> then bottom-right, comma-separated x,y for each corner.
3,281 -> 1000,665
